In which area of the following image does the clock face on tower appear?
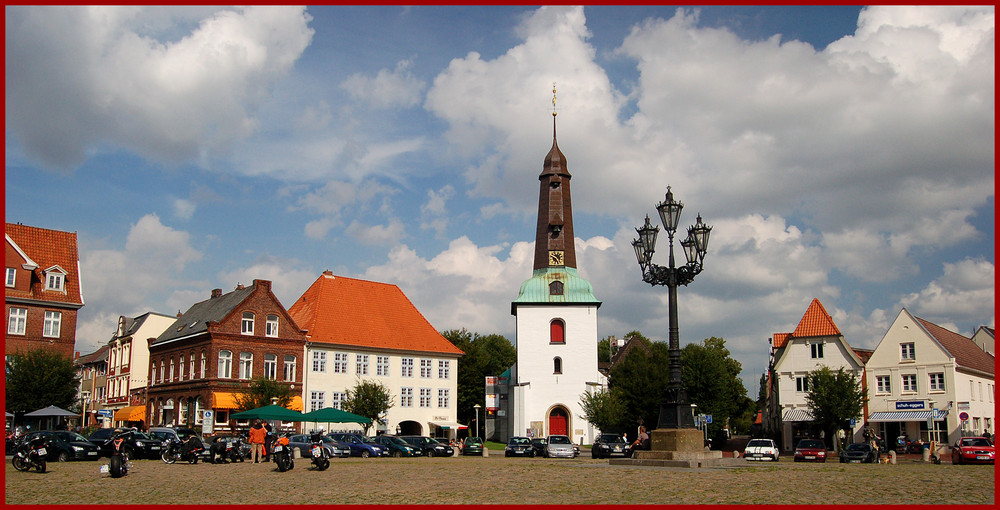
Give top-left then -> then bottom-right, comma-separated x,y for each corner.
548,250 -> 565,266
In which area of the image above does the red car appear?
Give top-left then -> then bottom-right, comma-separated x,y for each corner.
793,439 -> 827,462
951,437 -> 995,465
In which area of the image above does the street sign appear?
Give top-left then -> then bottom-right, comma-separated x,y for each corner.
97,409 -> 113,418
706,415 -> 713,424
850,418 -> 856,428
959,411 -> 969,421
202,410 -> 214,435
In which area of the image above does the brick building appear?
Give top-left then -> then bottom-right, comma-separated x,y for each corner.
146,280 -> 306,433
5,223 -> 84,359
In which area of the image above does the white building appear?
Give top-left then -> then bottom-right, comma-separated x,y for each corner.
865,309 -> 995,446
288,272 -> 464,438
503,112 -> 605,445
105,312 -> 176,425
765,298 -> 866,451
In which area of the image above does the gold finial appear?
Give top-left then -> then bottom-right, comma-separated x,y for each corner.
552,82 -> 557,117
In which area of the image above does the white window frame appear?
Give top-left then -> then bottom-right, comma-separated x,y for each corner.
438,360 -> 450,379
178,356 -> 185,381
5,267 -> 15,287
265,314 -> 279,337
189,354 -> 195,380
218,350 -> 232,379
900,342 -> 915,361
333,352 -> 348,374
310,391 -> 326,412
437,388 -> 450,408
400,387 -> 413,407
43,310 -> 62,338
312,351 -> 327,372
7,307 -> 27,335
356,354 -> 369,376
901,374 -> 917,393
44,270 -> 65,292
264,354 -> 277,380
168,358 -> 174,382
200,352 -> 207,379
284,355 -> 296,381
796,376 -> 809,393
419,388 -> 432,408
810,342 -> 824,359
928,373 -> 945,392
419,359 -> 432,378
331,392 -> 347,410
376,356 -> 390,376
239,352 -> 253,379
241,312 -> 255,335
159,361 -> 165,383
401,358 -> 414,377
876,375 -> 891,394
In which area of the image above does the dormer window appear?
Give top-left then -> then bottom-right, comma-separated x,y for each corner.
44,265 -> 67,292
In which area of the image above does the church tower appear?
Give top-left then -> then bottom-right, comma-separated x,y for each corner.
508,86 -> 603,444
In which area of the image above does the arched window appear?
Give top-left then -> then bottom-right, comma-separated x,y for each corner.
283,355 -> 296,381
264,354 -> 277,379
550,319 -> 565,344
549,281 -> 564,295
168,358 -> 174,382
553,357 -> 563,374
189,353 -> 195,379
178,356 -> 185,381
241,312 -> 255,335
200,351 -> 207,378
218,350 -> 232,378
239,352 -> 253,379
266,314 -> 279,337
159,361 -> 165,383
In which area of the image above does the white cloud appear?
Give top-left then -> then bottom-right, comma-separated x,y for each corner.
898,257 -> 996,330
217,256 -> 320,308
173,198 -> 196,220
341,59 -> 426,109
346,219 -> 407,246
5,5 -> 314,168
420,185 -> 454,237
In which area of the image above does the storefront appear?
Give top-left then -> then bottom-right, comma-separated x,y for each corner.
867,408 -> 949,445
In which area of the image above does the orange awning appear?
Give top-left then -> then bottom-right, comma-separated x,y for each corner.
113,405 -> 146,422
213,392 -> 238,409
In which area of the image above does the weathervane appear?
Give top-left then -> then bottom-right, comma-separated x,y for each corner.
552,82 -> 558,117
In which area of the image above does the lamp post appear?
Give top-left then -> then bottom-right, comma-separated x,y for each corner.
473,404 -> 481,438
631,186 -> 712,430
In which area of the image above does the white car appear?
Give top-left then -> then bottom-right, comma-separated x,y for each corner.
544,435 -> 577,458
743,438 -> 780,461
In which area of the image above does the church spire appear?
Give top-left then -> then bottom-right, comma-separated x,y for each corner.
533,83 -> 576,270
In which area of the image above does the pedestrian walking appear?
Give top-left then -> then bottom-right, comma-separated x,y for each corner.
249,420 -> 266,463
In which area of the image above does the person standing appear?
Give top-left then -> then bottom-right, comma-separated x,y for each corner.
248,420 -> 266,463
263,422 -> 274,462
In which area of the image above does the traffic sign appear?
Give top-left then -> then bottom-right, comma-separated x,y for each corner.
706,415 -> 713,424
97,409 -> 113,418
959,411 -> 969,421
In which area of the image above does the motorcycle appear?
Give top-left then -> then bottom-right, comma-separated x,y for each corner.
272,433 -> 294,472
161,436 -> 205,464
210,437 -> 247,464
309,433 -> 330,471
104,430 -> 132,478
11,435 -> 48,473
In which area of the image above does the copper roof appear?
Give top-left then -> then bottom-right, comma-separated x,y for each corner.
915,317 -> 994,376
288,272 -> 463,356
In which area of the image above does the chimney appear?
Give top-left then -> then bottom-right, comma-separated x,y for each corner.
211,288 -> 222,299
253,279 -> 271,291
235,283 -> 245,290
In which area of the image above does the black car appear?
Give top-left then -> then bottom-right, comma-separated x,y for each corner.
840,442 -> 878,463
328,433 -> 388,457
372,435 -> 422,457
530,437 -> 547,457
591,433 -> 631,459
20,430 -> 101,462
88,428 -> 163,459
398,435 -> 454,457
504,436 -> 535,457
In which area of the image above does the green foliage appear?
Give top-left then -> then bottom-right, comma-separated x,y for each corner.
578,387 -> 626,433
680,337 -> 750,436
234,377 -> 293,412
5,349 -> 80,416
606,335 -> 668,430
441,328 -> 515,428
343,379 -> 394,435
806,366 -> 867,439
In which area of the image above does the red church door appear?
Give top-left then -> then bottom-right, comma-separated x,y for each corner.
548,408 -> 568,436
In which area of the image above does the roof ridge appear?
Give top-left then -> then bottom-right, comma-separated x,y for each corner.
791,298 -> 841,338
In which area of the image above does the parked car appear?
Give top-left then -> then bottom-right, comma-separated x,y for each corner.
951,437 -> 995,465
372,435 -> 422,457
793,439 -> 827,463
505,436 -> 535,457
840,442 -> 878,463
328,433 -> 388,457
543,435 -> 576,458
530,437 -> 547,457
462,437 -> 484,456
20,430 -> 101,462
288,434 -> 350,459
398,435 -> 454,457
591,433 -> 631,459
743,438 -> 780,461
147,427 -> 181,443
88,427 -> 164,459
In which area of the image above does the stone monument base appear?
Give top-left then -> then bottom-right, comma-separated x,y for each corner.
609,428 -> 744,468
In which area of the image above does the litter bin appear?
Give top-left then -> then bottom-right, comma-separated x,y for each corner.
922,443 -> 930,462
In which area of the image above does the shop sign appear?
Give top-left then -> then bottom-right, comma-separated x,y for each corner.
895,400 -> 925,410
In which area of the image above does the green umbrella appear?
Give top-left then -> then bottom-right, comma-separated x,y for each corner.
301,407 -> 371,425
231,404 -> 305,422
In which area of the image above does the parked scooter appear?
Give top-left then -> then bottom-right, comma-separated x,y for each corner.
11,435 -> 48,473
161,435 -> 205,464
309,430 -> 330,471
104,429 -> 132,478
272,433 -> 294,472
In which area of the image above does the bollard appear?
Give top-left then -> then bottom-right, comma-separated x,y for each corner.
888,450 -> 896,464
482,447 -> 488,458
292,447 -> 301,459
922,444 -> 930,462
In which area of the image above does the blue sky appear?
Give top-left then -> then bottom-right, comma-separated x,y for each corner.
5,5 -> 994,395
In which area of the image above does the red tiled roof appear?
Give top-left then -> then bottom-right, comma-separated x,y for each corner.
791,298 -> 841,338
916,317 -> 994,376
5,223 -> 83,306
288,272 -> 463,356
772,333 -> 790,348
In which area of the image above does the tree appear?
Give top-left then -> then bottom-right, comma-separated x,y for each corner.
233,377 -> 293,411
343,379 -> 394,436
441,328 -> 515,430
806,366 -> 867,450
680,337 -> 750,437
5,349 -> 80,421
578,387 -> 625,433
607,335 -> 670,432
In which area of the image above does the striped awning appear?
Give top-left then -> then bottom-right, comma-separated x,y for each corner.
782,409 -> 814,422
113,405 -> 146,422
868,411 -> 938,422
430,421 -> 468,430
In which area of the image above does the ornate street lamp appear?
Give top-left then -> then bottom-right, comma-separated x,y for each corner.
632,186 -> 712,430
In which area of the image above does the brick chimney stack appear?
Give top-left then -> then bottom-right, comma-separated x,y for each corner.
211,288 -> 222,299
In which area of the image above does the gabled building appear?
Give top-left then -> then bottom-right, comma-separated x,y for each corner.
103,312 -> 176,425
865,309 -> 995,445
288,271 -> 464,438
764,298 -> 866,451
5,223 -> 85,359
971,326 -> 994,356
76,345 -> 110,427
146,280 -> 306,433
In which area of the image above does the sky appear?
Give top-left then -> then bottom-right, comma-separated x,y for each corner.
5,5 -> 995,397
